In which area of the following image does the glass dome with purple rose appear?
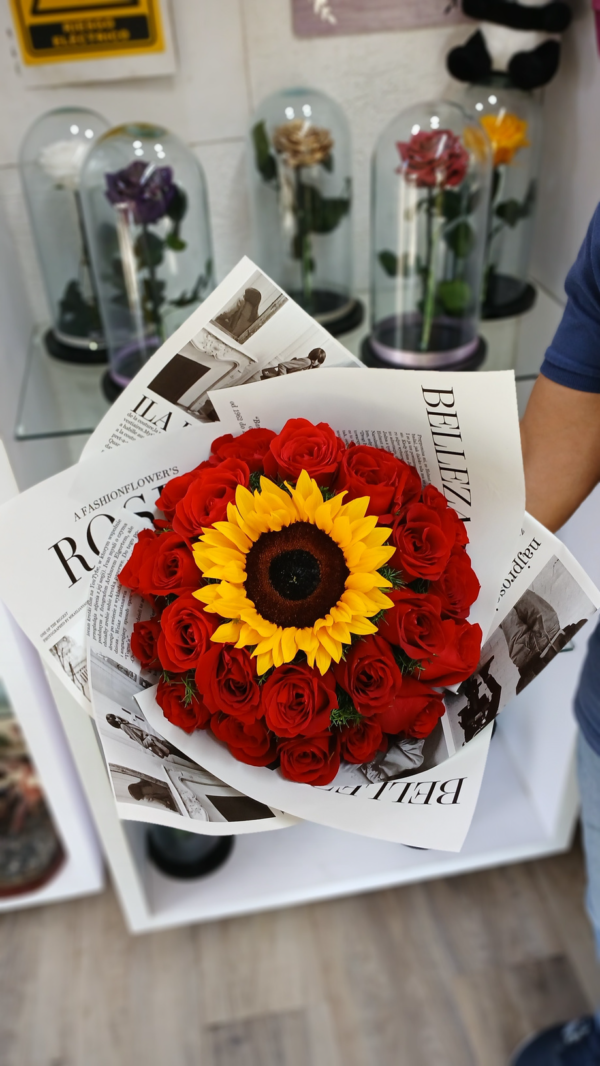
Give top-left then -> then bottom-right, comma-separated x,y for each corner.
80,123 -> 214,395
365,100 -> 492,370
20,107 -> 110,364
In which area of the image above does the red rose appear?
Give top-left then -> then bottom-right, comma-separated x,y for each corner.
380,589 -> 446,661
397,129 -> 469,188
335,444 -> 421,519
421,485 -> 468,548
172,458 -> 250,540
391,501 -> 457,581
211,712 -> 277,766
378,674 -> 443,737
156,678 -> 210,734
157,594 -> 215,673
195,645 -> 261,723
263,418 -> 345,487
261,664 -> 337,738
419,619 -> 482,687
156,467 -> 208,523
429,548 -> 480,620
340,718 -> 387,764
334,635 -> 403,715
278,730 -> 341,785
137,531 -> 200,598
118,529 -> 160,598
131,617 -> 161,669
209,428 -> 276,472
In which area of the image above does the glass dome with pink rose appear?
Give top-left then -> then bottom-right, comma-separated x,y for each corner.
365,100 -> 492,370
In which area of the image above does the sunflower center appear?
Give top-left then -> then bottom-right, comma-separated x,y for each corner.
245,521 -> 349,628
269,549 -> 321,600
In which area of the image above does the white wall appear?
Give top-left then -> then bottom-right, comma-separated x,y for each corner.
0,0 -> 594,330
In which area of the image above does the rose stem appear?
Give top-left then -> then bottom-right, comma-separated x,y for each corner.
420,188 -> 442,352
295,169 -> 313,310
140,221 -> 164,341
74,189 -> 102,317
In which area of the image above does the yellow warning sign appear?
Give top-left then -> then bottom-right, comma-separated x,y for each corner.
9,0 -> 166,65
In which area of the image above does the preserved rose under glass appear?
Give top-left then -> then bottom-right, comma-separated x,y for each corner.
80,122 -> 214,394
250,87 -> 362,335
20,107 -> 110,363
368,100 -> 492,369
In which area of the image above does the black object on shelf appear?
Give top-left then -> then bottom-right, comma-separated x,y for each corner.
101,370 -> 123,404
45,329 -> 107,366
481,277 -> 537,320
297,292 -> 364,337
147,826 -> 234,879
360,334 -> 487,372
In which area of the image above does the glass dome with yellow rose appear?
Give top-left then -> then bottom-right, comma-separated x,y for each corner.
365,100 -> 492,370
461,77 -> 542,319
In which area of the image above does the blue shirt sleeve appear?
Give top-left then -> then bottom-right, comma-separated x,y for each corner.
541,204 -> 600,393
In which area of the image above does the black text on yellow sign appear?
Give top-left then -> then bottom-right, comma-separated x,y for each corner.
9,0 -> 166,64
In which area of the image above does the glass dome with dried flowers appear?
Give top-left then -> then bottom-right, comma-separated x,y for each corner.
80,123 -> 214,398
364,100 -> 492,370
249,87 -> 363,335
20,107 -> 110,364
461,77 -> 542,319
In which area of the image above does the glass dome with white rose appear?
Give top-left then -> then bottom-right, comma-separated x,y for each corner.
365,100 -> 492,370
249,87 -> 362,335
80,123 -> 214,396
20,107 -> 110,363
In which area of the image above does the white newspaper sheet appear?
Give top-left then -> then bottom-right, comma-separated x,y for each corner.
0,422 -> 235,712
81,257 -> 362,459
207,369 -> 525,643
86,519 -> 297,835
443,513 -> 600,751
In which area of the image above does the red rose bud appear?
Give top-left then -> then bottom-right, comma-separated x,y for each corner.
261,663 -> 338,738
335,444 -> 421,520
195,645 -> 261,724
333,634 -> 403,715
136,531 -> 200,598
429,548 -> 480,620
156,467 -> 208,523
211,713 -> 277,767
118,529 -> 161,598
380,589 -> 446,661
421,485 -> 468,548
391,501 -> 458,581
157,594 -> 216,673
419,619 -> 482,687
340,718 -> 387,764
130,617 -> 161,669
156,678 -> 210,734
278,730 -> 341,785
263,417 -> 346,487
209,428 -> 277,472
378,674 -> 443,737
172,458 -> 250,540
397,129 -> 469,188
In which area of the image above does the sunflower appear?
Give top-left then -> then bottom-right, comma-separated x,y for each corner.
193,470 -> 396,675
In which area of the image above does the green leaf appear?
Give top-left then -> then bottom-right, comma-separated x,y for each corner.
390,645 -> 424,677
252,120 -> 277,182
437,279 -> 472,316
331,685 -> 363,728
135,230 -> 164,269
378,250 -> 399,277
320,153 -> 334,172
379,565 -> 406,590
494,198 -> 524,227
444,220 -> 475,258
166,185 -> 188,223
165,232 -> 187,251
441,189 -> 463,222
297,181 -> 350,234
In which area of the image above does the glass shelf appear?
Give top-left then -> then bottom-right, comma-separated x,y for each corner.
15,329 -> 111,441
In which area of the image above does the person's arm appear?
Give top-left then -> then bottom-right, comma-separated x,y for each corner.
520,375 -> 600,533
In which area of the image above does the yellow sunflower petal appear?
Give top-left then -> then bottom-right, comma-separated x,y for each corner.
212,521 -> 253,553
281,627 -> 298,662
212,620 -> 243,643
315,645 -> 332,675
255,651 -> 275,674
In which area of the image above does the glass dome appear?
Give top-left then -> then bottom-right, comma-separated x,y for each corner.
20,107 -> 110,364
80,123 -> 214,394
367,100 -> 492,369
460,77 -> 542,319
249,87 -> 362,335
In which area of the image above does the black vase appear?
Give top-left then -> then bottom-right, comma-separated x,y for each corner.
147,826 -> 234,879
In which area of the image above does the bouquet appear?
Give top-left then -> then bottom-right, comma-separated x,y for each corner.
119,417 -> 483,787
